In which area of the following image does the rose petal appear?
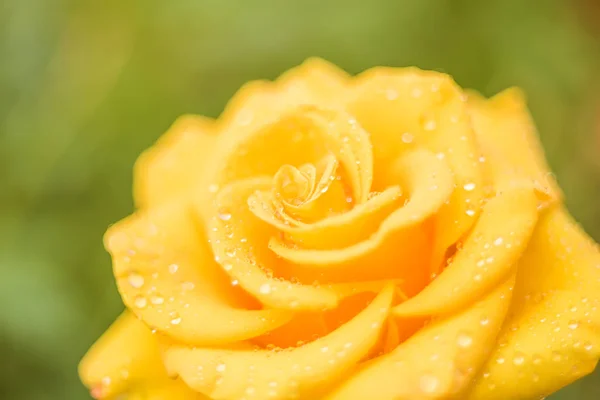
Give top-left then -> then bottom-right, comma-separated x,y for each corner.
211,106 -> 373,209
348,68 -> 484,271
269,149 -> 453,292
79,312 -> 205,400
467,207 -> 600,399
163,285 -> 394,400
326,276 -> 515,399
208,178 -> 390,310
133,115 -> 216,209
469,88 -> 562,207
393,184 -> 538,316
251,186 -> 401,250
105,200 -> 292,345
218,58 -> 349,134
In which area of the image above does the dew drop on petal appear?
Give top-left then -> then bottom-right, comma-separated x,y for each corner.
419,374 -> 440,393
463,182 -> 476,191
134,296 -> 147,309
423,120 -> 437,131
128,273 -> 144,288
568,320 -> 579,330
513,353 -> 525,366
259,283 -> 272,294
457,333 -> 473,348
170,312 -> 182,325
218,210 -> 232,221
168,264 -> 179,274
401,132 -> 414,144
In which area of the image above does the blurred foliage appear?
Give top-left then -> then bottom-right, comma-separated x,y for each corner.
1,0 -> 600,398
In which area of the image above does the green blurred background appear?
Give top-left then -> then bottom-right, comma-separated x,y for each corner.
1,0 -> 600,398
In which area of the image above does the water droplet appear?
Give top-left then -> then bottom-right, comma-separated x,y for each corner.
218,210 -> 232,221
466,209 -> 476,217
223,263 -> 233,271
170,313 -> 182,325
128,273 -> 144,288
411,87 -> 423,98
457,333 -> 473,348
385,89 -> 398,100
463,182 -> 476,191
259,283 -> 272,295
168,264 -> 179,274
225,248 -> 237,257
208,184 -> 220,193
150,295 -> 164,305
419,374 -> 440,393
532,355 -> 542,365
568,320 -> 579,330
182,281 -> 195,291
496,357 -> 505,364
480,317 -> 490,326
231,279 -> 239,286
494,237 -> 504,246
551,352 -> 562,362
423,119 -> 437,131
216,363 -> 226,372
321,346 -> 329,353
401,132 -> 414,144
513,353 -> 525,365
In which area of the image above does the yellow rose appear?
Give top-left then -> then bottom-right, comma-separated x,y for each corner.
79,59 -> 600,400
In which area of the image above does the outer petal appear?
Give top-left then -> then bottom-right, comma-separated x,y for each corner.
467,207 -> 600,399
348,68 -> 484,272
218,57 -> 349,133
106,200 -> 292,345
163,285 -> 394,400
79,311 -> 205,399
133,115 -> 216,209
468,88 -> 562,206
393,184 -> 538,316
326,276 -> 515,399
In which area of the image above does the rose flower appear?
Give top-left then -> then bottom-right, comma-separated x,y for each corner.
80,59 -> 600,400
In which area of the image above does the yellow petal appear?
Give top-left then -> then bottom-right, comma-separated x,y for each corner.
393,184 -> 538,316
218,58 -> 348,133
106,200 -> 292,345
163,285 -> 394,400
122,377 -> 207,400
80,312 -> 204,399
251,185 -> 401,250
212,106 -> 373,208
133,115 -> 216,209
269,149 -> 452,294
208,177 -> 375,310
468,87 -> 562,206
348,68 -> 484,271
467,207 -> 600,399
326,276 -> 515,400
79,311 -> 165,398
